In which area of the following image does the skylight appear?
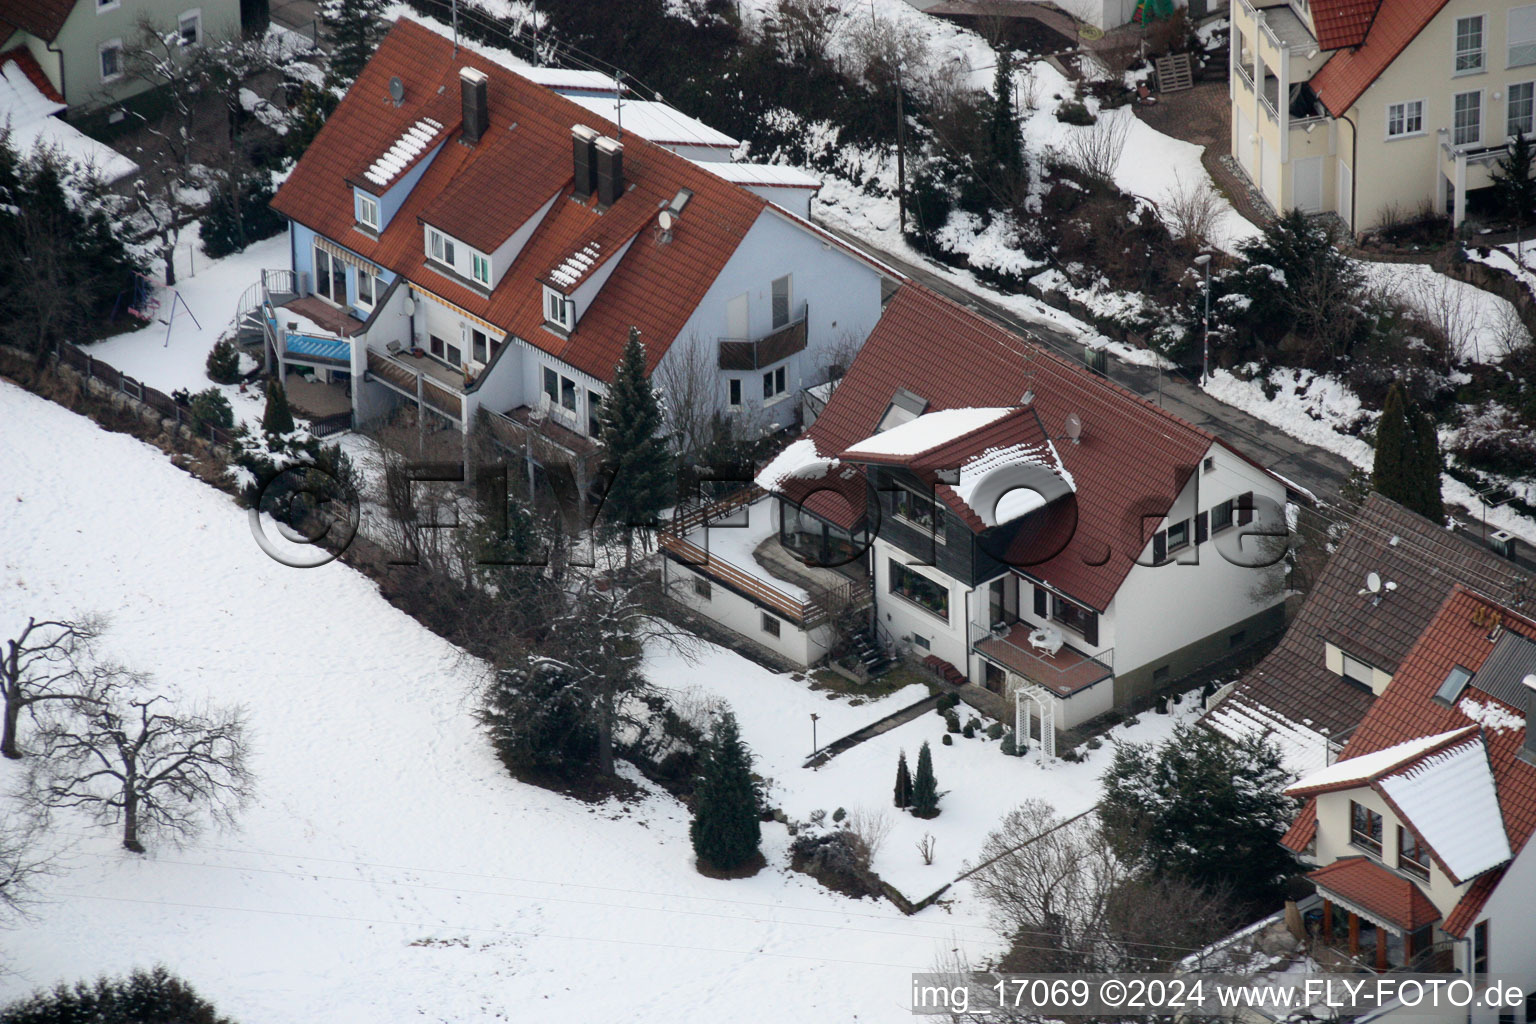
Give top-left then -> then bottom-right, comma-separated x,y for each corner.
1434,665 -> 1474,704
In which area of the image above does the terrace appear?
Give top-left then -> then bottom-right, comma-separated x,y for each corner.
970,621 -> 1113,697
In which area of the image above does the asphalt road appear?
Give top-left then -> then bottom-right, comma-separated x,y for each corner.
825,224 -> 1362,503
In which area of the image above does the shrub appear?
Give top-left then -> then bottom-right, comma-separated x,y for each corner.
201,172 -> 285,259
205,337 -> 242,384
939,692 -> 960,710
832,806 -> 846,823
962,722 -> 976,738
986,721 -> 1004,740
789,830 -> 880,898
1055,100 -> 1095,126
187,388 -> 234,431
0,966 -> 233,1024
1001,731 -> 1025,756
941,733 -> 953,745
943,709 -> 961,732
1086,737 -> 1103,750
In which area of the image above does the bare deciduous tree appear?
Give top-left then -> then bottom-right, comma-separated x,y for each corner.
1062,110 -> 1131,186
0,809 -> 51,924
1163,171 -> 1224,251
28,680 -> 253,853
1,615 -> 106,759
847,807 -> 892,861
654,334 -> 720,464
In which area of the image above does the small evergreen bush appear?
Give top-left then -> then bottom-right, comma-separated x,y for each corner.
941,733 -> 953,746
986,721 -> 1004,740
201,173 -> 284,259
205,337 -> 242,384
188,388 -> 234,430
0,966 -> 232,1024
1055,100 -> 1095,126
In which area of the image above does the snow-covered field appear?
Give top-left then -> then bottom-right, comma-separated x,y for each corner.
0,381 -> 974,1022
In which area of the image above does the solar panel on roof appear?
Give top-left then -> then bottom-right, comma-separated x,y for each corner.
1471,632 -> 1536,708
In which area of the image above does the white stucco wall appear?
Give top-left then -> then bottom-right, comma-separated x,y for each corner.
663,558 -> 831,666
1467,841 -> 1536,1023
1112,442 -> 1288,678
872,539 -> 973,669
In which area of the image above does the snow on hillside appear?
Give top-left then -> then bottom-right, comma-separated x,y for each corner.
1355,259 -> 1529,364
0,381 -> 988,1023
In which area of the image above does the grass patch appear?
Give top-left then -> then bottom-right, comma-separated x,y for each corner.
808,662 -> 929,703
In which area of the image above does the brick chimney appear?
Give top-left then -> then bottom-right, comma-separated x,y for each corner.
460,67 -> 489,145
596,136 -> 624,208
571,125 -> 599,202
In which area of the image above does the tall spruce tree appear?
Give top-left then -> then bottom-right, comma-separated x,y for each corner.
1410,403 -> 1446,523
1100,724 -> 1296,911
262,376 -> 295,437
894,749 -> 912,809
598,328 -> 675,561
1372,382 -> 1412,504
690,711 -> 761,871
1492,132 -> 1536,251
910,740 -> 939,819
987,50 -> 1022,182
322,0 -> 386,85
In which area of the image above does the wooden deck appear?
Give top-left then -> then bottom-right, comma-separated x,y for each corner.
973,624 -> 1112,697
365,349 -> 464,421
281,296 -> 367,337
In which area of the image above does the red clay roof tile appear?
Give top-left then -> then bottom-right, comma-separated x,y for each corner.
1311,0 -> 1452,116
1307,855 -> 1441,931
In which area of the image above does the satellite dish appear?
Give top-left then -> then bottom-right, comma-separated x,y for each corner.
1064,412 -> 1083,444
402,297 -> 416,316
388,76 -> 405,106
1366,571 -> 1382,594
658,209 -> 674,231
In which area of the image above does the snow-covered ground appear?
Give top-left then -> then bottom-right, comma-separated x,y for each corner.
0,381 -> 974,1022
681,497 -> 808,600
89,227 -> 286,430
1356,259 -> 1530,364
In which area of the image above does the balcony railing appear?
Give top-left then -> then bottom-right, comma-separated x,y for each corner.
365,349 -> 464,422
484,405 -> 603,474
718,302 -> 810,371
971,620 -> 1114,697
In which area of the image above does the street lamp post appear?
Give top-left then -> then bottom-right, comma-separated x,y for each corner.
810,713 -> 820,756
1193,253 -> 1213,385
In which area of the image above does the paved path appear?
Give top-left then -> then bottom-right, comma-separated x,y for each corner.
804,693 -> 942,768
822,223 -> 1360,503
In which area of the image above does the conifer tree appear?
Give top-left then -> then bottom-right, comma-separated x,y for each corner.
987,50 -> 1022,182
205,337 -> 242,384
1372,382 -> 1412,504
910,740 -> 939,819
1410,403 -> 1445,523
1493,132 -> 1536,251
322,0 -> 386,85
690,711 -> 761,871
262,376 -> 295,437
598,328 -> 675,562
894,749 -> 912,809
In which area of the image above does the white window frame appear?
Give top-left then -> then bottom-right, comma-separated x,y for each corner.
761,364 -> 788,403
355,192 -> 379,230
1386,99 -> 1426,139
471,251 -> 491,286
426,228 -> 456,270
99,39 -> 124,82
177,8 -> 202,47
1454,89 -> 1484,146
1455,15 -> 1487,75
542,285 -> 573,330
1510,4 -> 1536,67
1510,81 -> 1536,138
354,266 -> 377,311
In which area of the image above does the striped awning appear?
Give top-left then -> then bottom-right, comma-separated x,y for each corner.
313,236 -> 373,272
408,284 -> 505,337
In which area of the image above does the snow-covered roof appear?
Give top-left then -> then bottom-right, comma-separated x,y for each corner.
510,66 -> 627,96
843,407 -> 1014,459
549,241 -> 602,290
1378,736 -> 1511,882
566,96 -> 738,148
0,59 -> 138,183
950,439 -> 1074,528
363,116 -> 444,188
691,160 -> 822,189
755,437 -> 840,492
1288,726 -> 1478,795
1203,695 -> 1337,777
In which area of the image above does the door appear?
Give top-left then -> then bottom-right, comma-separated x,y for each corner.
1235,110 -> 1256,178
1294,157 -> 1324,214
313,246 -> 343,305
726,293 -> 749,340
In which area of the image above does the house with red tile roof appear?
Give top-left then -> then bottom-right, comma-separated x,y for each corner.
1,0 -> 239,113
261,19 -> 891,492
664,283 -> 1297,742
1251,587 -> 1536,986
1228,0 -> 1536,230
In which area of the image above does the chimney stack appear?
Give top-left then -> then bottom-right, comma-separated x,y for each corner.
460,67 -> 489,145
1523,674 -> 1536,764
596,137 -> 624,208
572,125 -> 600,202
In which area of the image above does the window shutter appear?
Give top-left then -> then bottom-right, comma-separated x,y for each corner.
1083,611 -> 1099,647
1195,511 -> 1209,544
1033,586 -> 1047,617
1237,491 -> 1255,526
1153,531 -> 1167,564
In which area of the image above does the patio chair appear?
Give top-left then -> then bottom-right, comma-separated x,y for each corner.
385,340 -> 403,356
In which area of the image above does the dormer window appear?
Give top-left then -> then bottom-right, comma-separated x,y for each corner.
428,228 -> 455,268
472,252 -> 491,286
543,285 -> 573,331
356,192 -> 380,231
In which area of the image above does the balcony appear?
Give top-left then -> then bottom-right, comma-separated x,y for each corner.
365,348 -> 464,422
718,303 -> 809,371
970,621 -> 1113,698
484,404 -> 603,478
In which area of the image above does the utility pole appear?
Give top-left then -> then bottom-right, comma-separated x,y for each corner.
895,62 -> 907,234
1194,253 -> 1212,385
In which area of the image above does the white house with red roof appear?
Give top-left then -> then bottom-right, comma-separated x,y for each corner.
1254,587 -> 1536,995
1230,0 -> 1536,230
665,284 -> 1295,743
259,19 -> 891,494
